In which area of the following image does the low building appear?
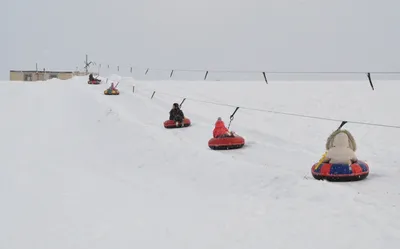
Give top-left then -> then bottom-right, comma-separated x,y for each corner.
9,70 -> 76,81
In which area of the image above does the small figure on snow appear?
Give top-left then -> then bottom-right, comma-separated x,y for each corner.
169,103 -> 185,126
213,117 -> 235,138
323,129 -> 357,165
107,82 -> 117,94
89,73 -> 100,83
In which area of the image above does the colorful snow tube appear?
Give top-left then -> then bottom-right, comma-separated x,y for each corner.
88,80 -> 100,84
208,135 -> 245,150
104,89 -> 120,95
311,160 -> 369,181
164,118 -> 191,128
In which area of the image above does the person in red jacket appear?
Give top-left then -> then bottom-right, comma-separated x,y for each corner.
213,117 -> 234,138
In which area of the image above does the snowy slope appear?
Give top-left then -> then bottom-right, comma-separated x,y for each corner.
1,76 -> 400,249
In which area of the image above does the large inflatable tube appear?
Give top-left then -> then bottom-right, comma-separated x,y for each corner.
88,80 -> 100,84
311,160 -> 369,181
104,89 -> 120,95
208,135 -> 245,150
164,118 -> 191,128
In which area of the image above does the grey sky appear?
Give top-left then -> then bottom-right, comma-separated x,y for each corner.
2,0 -> 399,80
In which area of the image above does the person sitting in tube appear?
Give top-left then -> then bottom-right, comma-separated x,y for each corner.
107,82 -> 117,93
89,73 -> 100,82
322,129 -> 358,165
213,117 -> 235,138
169,103 -> 185,126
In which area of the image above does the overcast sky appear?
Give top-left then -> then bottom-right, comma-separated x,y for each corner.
2,0 -> 399,80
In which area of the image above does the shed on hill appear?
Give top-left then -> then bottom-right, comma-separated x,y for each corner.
10,69 -> 77,81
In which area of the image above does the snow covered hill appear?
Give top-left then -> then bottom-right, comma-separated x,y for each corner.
1,76 -> 399,249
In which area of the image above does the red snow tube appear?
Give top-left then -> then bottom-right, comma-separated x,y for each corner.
164,118 -> 191,128
88,80 -> 100,84
208,135 -> 245,150
311,160 -> 369,182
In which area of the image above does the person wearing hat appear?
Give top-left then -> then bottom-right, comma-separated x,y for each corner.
213,117 -> 234,138
322,129 -> 358,164
169,103 -> 185,126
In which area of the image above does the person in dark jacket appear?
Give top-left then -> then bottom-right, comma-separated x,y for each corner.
169,103 -> 184,125
89,73 -> 100,82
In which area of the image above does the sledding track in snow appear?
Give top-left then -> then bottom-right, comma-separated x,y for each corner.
1,76 -> 400,249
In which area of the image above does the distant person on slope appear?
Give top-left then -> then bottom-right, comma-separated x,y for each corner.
322,129 -> 358,164
89,73 -> 100,82
213,117 -> 234,138
169,103 -> 185,126
107,82 -> 117,94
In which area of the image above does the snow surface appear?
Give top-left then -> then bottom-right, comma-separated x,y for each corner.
1,76 -> 400,249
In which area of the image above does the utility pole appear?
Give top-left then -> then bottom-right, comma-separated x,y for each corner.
83,54 -> 95,75
35,63 -> 39,81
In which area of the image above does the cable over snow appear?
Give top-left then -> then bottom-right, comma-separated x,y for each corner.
1,76 -> 399,249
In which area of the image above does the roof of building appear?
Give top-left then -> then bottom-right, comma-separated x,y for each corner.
10,70 -> 74,73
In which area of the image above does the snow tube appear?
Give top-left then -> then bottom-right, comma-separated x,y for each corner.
208,135 -> 245,150
311,160 -> 369,181
164,118 -> 191,128
104,89 -> 119,95
88,80 -> 100,84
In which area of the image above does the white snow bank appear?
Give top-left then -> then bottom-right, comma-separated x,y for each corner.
1,76 -> 399,249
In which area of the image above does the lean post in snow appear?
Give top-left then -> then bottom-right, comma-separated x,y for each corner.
145,68 -> 149,75
151,91 -> 156,99
367,73 -> 375,90
170,70 -> 174,78
179,98 -> 186,108
262,72 -> 268,84
228,107 -> 240,129
204,71 -> 209,80
314,121 -> 348,171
